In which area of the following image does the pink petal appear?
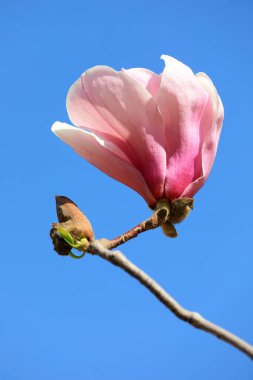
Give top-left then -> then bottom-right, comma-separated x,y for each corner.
51,122 -> 157,206
122,68 -> 161,97
196,73 -> 224,179
202,95 -> 224,177
67,76 -> 121,137
68,66 -> 166,200
157,55 -> 210,199
181,75 -> 224,198
196,73 -> 219,115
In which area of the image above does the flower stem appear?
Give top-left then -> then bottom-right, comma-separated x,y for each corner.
101,203 -> 171,250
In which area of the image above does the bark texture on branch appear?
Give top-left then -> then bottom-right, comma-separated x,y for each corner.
51,195 -> 253,360
89,241 -> 253,360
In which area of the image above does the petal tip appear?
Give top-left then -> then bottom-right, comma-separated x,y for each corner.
160,54 -> 169,62
51,121 -> 61,134
51,121 -> 77,137
160,54 -> 177,63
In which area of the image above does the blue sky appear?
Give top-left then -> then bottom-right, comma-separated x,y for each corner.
1,0 -> 253,378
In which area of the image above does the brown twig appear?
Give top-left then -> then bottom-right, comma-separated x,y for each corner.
101,203 -> 171,249
98,197 -> 194,249
51,195 -> 253,360
88,241 -> 253,360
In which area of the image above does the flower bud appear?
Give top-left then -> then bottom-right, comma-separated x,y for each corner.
53,196 -> 94,241
51,196 -> 94,256
161,221 -> 178,238
170,198 -> 194,224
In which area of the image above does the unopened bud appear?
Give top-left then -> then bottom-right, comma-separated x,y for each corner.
53,196 -> 94,241
161,221 -> 178,238
170,198 -> 194,224
51,196 -> 94,256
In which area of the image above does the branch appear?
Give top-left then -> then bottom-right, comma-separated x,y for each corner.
89,241 -> 253,360
50,195 -> 253,360
98,198 -> 194,249
101,201 -> 171,249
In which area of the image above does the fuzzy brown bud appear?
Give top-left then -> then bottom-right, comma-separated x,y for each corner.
53,196 -> 94,241
50,196 -> 94,256
161,221 -> 178,238
50,227 -> 72,256
169,198 -> 194,224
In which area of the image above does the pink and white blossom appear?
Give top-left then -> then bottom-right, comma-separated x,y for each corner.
52,55 -> 224,207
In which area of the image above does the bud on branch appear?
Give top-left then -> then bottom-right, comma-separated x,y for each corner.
50,196 -> 194,256
50,196 -> 94,257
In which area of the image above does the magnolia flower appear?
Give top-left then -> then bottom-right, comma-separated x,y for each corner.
52,55 -> 224,208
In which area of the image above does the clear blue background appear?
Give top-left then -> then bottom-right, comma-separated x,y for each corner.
1,0 -> 253,378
